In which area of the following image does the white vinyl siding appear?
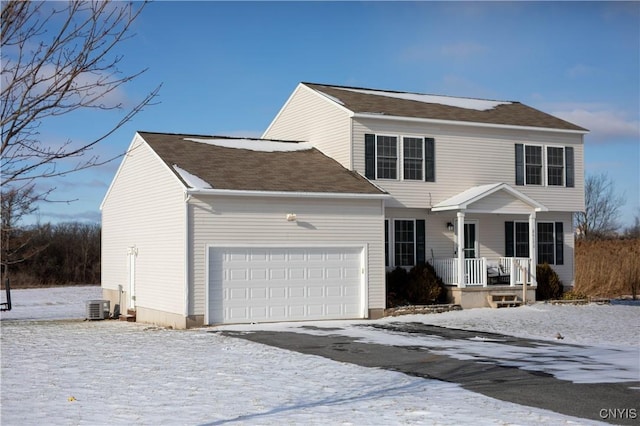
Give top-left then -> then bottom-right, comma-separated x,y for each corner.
352,118 -> 584,213
263,84 -> 353,169
101,136 -> 186,315
189,195 -> 385,317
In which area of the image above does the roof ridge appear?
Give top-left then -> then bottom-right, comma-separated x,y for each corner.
302,82 -> 515,104
137,131 -> 305,144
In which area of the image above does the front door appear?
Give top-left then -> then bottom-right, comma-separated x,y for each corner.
463,223 -> 477,258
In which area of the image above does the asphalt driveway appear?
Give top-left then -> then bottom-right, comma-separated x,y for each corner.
220,323 -> 639,425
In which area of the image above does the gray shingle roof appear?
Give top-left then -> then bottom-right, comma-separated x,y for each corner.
303,83 -> 587,132
139,131 -> 385,195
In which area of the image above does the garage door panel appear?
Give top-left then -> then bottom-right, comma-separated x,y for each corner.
208,246 -> 364,324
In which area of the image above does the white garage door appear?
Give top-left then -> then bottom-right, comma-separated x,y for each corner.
208,246 -> 364,324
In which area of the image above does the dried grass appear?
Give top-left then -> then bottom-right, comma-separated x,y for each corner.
574,238 -> 640,299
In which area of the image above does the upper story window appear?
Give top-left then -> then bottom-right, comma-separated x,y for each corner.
376,136 -> 398,179
525,145 -> 543,185
547,146 -> 565,186
365,134 -> 435,182
403,137 -> 423,180
515,143 -> 574,188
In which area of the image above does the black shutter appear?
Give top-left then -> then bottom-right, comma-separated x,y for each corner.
565,147 -> 574,188
555,222 -> 564,265
365,134 -> 375,179
425,137 -> 435,182
384,220 -> 389,267
416,219 -> 426,264
515,144 -> 524,185
505,221 -> 514,257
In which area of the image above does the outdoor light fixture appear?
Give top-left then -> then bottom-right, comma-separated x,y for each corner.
446,222 -> 454,232
286,213 -> 297,222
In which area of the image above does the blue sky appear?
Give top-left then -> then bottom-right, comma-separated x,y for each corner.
25,1 -> 640,227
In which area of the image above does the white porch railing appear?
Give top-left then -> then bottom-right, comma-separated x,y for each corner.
431,257 -> 532,287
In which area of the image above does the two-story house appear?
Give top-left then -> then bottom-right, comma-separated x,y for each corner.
263,83 -> 586,308
101,82 -> 586,328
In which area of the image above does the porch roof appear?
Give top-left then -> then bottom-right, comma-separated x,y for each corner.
431,182 -> 548,213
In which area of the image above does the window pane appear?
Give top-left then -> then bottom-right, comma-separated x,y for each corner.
403,137 -> 423,180
525,145 -> 542,185
547,147 -> 564,186
376,136 -> 397,179
515,222 -> 529,257
394,220 -> 415,266
537,222 -> 555,264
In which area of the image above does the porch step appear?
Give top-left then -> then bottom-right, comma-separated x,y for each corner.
487,293 -> 522,308
119,309 -> 136,322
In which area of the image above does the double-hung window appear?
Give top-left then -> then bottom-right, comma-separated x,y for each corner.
403,137 -> 423,180
376,136 -> 398,179
537,222 -> 564,265
394,220 -> 415,266
515,143 -> 574,187
365,134 -> 435,182
547,147 -> 565,186
505,221 -> 530,258
385,219 -> 426,268
525,145 -> 543,185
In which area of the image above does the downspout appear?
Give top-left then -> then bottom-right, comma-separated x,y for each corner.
184,192 -> 191,324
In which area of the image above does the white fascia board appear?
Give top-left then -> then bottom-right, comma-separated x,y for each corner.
431,183 -> 548,212
186,188 -> 389,200
353,112 -> 589,135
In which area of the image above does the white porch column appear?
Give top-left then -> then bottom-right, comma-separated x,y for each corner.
529,211 -> 537,286
457,211 -> 465,288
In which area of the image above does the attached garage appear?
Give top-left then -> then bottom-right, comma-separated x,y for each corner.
207,246 -> 365,324
102,132 -> 386,329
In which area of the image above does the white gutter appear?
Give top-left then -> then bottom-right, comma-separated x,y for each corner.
186,188 -> 389,200
352,112 -> 589,135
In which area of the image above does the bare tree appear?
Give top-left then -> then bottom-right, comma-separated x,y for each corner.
575,172 -> 625,239
1,0 -> 161,189
1,184 -> 49,285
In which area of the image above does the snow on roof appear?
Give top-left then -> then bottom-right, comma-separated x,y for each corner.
173,164 -> 212,189
340,87 -> 511,111
432,183 -> 547,212
184,137 -> 313,152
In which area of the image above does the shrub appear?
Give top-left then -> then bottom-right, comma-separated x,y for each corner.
386,267 -> 410,307
386,263 -> 447,308
536,263 -> 564,300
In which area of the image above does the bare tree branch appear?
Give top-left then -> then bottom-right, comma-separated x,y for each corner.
574,172 -> 625,239
1,0 -> 161,189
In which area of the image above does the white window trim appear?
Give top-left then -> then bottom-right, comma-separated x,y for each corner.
401,136 -> 426,181
522,143 -> 569,187
373,134 -> 429,181
390,218 -> 417,268
374,134 -> 399,180
510,220 -> 530,258
545,145 -> 566,187
537,221 -> 557,264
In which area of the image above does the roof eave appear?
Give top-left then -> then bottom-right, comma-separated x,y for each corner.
353,112 -> 588,135
186,188 -> 389,200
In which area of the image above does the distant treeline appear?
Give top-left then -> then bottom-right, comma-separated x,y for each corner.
2,222 -> 100,288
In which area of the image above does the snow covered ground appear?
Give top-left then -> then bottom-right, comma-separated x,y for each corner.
1,286 -> 638,425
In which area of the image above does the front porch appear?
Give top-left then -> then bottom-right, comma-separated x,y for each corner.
428,183 -> 544,308
432,257 -> 536,309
